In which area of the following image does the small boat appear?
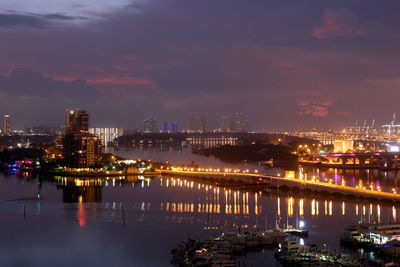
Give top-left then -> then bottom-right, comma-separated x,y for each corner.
282,228 -> 308,237
256,230 -> 288,245
218,232 -> 245,245
282,240 -> 302,252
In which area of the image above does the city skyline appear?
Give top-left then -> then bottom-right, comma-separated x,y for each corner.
1,1 -> 400,130
3,2 -> 400,266
4,109 -> 400,133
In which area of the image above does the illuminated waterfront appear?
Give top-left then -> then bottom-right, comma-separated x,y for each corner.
2,164 -> 400,265
2,1 -> 400,265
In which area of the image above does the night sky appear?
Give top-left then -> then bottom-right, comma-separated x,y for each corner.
1,0 -> 400,130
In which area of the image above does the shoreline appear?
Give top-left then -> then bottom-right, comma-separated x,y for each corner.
299,161 -> 400,170
5,168 -> 161,177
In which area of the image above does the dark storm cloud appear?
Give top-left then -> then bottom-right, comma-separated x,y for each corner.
42,14 -> 78,20
0,12 -> 83,28
0,0 -> 400,130
0,68 -> 96,98
0,13 -> 48,28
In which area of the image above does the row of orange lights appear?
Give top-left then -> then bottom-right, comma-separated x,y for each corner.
165,166 -> 259,174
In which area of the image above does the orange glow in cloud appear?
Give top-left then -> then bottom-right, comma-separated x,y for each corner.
86,76 -> 154,86
52,76 -> 155,87
50,74 -> 155,87
312,8 -> 367,39
297,99 -> 332,117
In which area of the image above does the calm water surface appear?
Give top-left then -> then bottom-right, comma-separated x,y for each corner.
1,148 -> 400,266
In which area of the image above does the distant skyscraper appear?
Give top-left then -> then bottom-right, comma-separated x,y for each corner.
2,115 -> 10,134
220,115 -> 230,132
143,118 -> 158,133
65,109 -> 89,134
162,122 -> 179,133
200,117 -> 206,133
234,112 -> 249,132
186,114 -> 196,133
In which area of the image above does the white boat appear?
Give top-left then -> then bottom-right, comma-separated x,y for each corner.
262,229 -> 288,238
219,232 -> 245,245
362,223 -> 400,236
282,240 -> 312,253
342,223 -> 396,245
282,240 -> 301,252
282,228 -> 308,237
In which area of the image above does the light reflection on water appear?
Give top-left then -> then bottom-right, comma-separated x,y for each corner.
3,149 -> 400,265
299,166 -> 400,192
1,174 -> 399,234
113,147 -> 400,192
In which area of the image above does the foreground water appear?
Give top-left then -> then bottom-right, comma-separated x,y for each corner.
1,148 -> 400,266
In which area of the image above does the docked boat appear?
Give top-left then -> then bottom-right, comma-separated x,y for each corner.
275,243 -> 370,267
278,216 -> 309,237
340,225 -> 363,245
255,231 -> 287,246
281,240 -> 314,253
360,223 -> 400,238
217,230 -> 287,249
282,227 -> 308,237
341,223 -> 397,247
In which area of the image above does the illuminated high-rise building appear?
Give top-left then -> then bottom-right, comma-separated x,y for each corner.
89,128 -> 124,147
333,140 -> 354,153
66,109 -> 89,134
60,109 -> 102,168
62,133 -> 102,168
2,115 -> 10,134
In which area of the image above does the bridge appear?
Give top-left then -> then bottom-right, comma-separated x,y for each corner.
158,168 -> 400,202
300,152 -> 400,169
